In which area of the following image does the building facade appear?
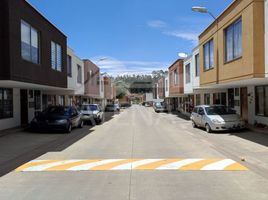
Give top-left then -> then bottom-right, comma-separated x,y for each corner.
167,59 -> 184,111
67,47 -> 84,106
0,0 -> 67,130
83,60 -> 101,104
157,76 -> 165,99
199,0 -> 265,124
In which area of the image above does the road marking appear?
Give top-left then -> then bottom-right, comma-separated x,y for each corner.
15,159 -> 248,172
201,159 -> 236,170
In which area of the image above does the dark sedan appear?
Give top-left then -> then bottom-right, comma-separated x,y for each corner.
31,106 -> 83,133
105,104 -> 118,112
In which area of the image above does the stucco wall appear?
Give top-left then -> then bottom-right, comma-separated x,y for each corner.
67,48 -> 84,95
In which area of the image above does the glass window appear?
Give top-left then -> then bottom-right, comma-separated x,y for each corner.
67,55 -> 72,77
0,88 -> 13,119
174,69 -> 178,85
51,41 -> 62,71
203,40 -> 214,70
77,65 -> 82,84
256,86 -> 265,116
186,64 -> 191,83
195,54 -> 200,77
21,20 -> 39,64
225,18 -> 242,62
165,79 -> 168,91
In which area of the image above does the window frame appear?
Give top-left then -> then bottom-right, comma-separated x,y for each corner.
203,39 -> 214,71
255,86 -> 268,117
77,64 -> 82,84
67,55 -> 72,77
21,20 -> 40,64
0,88 -> 13,119
51,41 -> 62,72
185,63 -> 191,84
224,17 -> 242,63
195,53 -> 200,77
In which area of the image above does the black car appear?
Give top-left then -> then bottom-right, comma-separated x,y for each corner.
31,106 -> 83,133
105,104 -> 118,112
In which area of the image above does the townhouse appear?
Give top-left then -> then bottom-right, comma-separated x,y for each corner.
198,0 -> 265,124
83,59 -> 102,105
66,47 -> 85,106
165,59 -> 184,111
0,0 -> 68,130
103,76 -> 114,105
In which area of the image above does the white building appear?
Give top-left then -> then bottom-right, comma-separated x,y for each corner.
66,47 -> 85,105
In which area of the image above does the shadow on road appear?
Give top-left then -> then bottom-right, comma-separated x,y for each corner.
0,111 -> 119,177
168,111 -> 191,121
230,130 -> 268,147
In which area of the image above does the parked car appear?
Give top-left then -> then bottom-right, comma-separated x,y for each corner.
153,102 -> 167,113
105,104 -> 118,112
80,104 -> 104,124
190,105 -> 246,133
31,106 -> 83,133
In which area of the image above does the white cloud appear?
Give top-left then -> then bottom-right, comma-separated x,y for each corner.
147,20 -> 167,28
164,31 -> 199,45
91,56 -> 170,76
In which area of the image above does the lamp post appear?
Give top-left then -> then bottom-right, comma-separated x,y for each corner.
192,6 -> 219,84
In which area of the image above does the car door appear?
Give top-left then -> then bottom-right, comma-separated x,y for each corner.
197,107 -> 206,127
97,105 -> 103,119
71,107 -> 80,126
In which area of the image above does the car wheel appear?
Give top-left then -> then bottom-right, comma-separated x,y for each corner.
66,123 -> 72,133
205,124 -> 212,133
79,120 -> 84,128
192,121 -> 197,128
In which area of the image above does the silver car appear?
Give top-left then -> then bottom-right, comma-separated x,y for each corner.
190,105 -> 246,133
80,104 -> 104,124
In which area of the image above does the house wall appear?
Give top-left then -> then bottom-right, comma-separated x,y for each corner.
169,59 -> 184,97
83,60 -> 100,98
0,0 -> 67,88
183,57 -> 193,94
192,48 -> 200,89
199,0 -> 265,86
67,48 -> 84,95
104,77 -> 112,100
158,77 -> 165,99
265,0 -> 268,76
0,88 -> 20,131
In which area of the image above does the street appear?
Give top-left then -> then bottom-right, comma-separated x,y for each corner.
0,105 -> 268,200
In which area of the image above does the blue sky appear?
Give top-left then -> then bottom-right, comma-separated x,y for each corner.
28,0 -> 233,76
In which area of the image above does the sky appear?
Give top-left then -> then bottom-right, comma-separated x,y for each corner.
28,0 -> 233,76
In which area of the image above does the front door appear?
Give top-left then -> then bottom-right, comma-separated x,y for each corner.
20,89 -> 28,126
240,87 -> 248,122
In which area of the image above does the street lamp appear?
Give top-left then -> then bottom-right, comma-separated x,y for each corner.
191,6 -> 216,20
192,6 -> 219,84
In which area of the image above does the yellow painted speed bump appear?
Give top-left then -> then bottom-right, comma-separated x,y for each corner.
15,159 -> 248,172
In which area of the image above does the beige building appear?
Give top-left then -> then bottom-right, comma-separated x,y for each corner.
198,0 -> 266,125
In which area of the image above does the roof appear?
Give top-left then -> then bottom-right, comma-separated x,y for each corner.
168,59 -> 184,69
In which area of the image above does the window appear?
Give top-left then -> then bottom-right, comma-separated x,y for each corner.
174,69 -> 179,85
204,93 -> 210,105
165,79 -> 168,92
34,90 -> 41,110
51,41 -> 62,71
77,65 -> 82,84
0,88 -> 13,119
213,93 -> 227,105
195,54 -> 200,77
225,18 -> 242,62
21,20 -> 39,64
67,55 -> 72,77
186,64 -> 191,83
256,86 -> 268,117
203,39 -> 214,70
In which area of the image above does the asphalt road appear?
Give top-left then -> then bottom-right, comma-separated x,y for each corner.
0,105 -> 268,200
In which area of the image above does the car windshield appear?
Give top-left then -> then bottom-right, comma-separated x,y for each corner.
155,102 -> 163,107
44,106 -> 70,116
81,105 -> 98,111
205,106 -> 236,115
